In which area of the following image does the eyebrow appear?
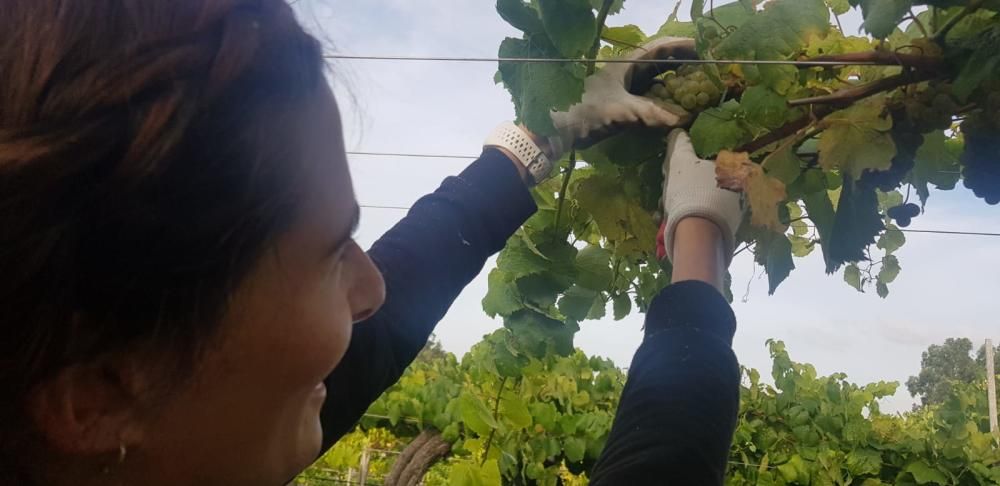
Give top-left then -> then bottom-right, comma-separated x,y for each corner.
327,203 -> 361,258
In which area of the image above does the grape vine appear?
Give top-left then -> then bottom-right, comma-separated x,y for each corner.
484,0 -> 999,365
299,339 -> 1000,485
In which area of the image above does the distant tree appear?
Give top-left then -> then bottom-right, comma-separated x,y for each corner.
414,334 -> 449,365
907,337 -> 999,407
975,341 -> 1000,371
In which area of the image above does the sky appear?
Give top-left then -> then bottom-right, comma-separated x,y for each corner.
295,1 -> 999,412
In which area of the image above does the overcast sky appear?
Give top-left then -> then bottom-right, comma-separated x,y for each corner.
297,1 -> 999,412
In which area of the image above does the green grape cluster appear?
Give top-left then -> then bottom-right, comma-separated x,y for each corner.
898,82 -> 959,133
646,67 -> 722,112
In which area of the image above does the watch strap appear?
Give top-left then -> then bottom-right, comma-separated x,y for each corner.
484,122 -> 554,185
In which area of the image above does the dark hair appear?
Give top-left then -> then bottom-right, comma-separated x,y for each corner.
0,0 -> 326,462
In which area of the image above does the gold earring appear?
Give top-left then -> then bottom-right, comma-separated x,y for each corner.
102,443 -> 127,475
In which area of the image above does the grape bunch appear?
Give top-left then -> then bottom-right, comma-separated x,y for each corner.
646,67 -> 722,112
860,110 -> 921,192
970,78 -> 1000,131
895,82 -> 958,133
887,203 -> 920,228
959,114 -> 1000,205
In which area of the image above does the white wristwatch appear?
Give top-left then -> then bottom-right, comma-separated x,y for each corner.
484,122 -> 555,185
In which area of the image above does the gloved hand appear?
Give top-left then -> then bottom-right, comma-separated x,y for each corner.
547,37 -> 697,159
657,129 -> 745,265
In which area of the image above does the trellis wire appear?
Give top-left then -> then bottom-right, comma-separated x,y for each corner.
357,205 -> 1000,238
326,54 -> 888,67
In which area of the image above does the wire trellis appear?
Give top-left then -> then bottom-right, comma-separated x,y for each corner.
326,54 -> 890,67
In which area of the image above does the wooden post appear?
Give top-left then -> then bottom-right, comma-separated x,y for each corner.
986,339 -> 998,439
358,447 -> 371,485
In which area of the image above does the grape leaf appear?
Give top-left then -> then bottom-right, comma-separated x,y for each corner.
483,269 -> 523,318
801,176 -> 838,272
856,0 -> 912,38
763,146 -> 802,185
909,131 -> 961,205
952,36 -> 1000,102
741,86 -> 793,130
655,2 -> 697,38
878,255 -> 901,284
717,151 -> 788,232
573,173 -> 657,255
612,293 -> 631,320
497,238 -> 549,279
588,295 -> 608,319
581,127 -> 668,168
558,286 -> 598,321
818,100 -> 897,179
563,437 -> 587,463
589,0 -> 623,15
690,100 -> 753,158
904,461 -> 949,485
602,25 -> 646,48
499,394 -> 532,430
876,224 -> 905,255
497,0 -> 544,34
538,0 -> 598,58
790,235 -> 815,257
788,203 -> 809,236
763,234 -> 796,294
459,392 -> 498,437
844,264 -> 863,292
826,0 -> 851,15
877,281 -> 890,298
505,309 -> 577,357
694,2 -> 756,57
498,37 -> 585,136
575,245 -> 613,290
828,178 -> 885,268
714,0 -> 830,92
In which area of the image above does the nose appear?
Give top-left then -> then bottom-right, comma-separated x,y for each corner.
348,243 -> 385,323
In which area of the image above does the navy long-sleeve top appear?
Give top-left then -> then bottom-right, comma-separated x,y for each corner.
319,148 -> 740,484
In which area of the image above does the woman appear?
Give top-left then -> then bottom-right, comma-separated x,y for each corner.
0,0 -> 742,484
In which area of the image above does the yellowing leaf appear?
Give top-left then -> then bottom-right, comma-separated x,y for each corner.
818,99 -> 897,179
717,151 -> 788,232
716,150 -> 756,192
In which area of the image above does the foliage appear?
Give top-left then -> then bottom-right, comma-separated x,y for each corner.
299,338 -> 1000,485
730,340 -> 1000,486
907,337 -> 1000,406
487,0 -> 1000,380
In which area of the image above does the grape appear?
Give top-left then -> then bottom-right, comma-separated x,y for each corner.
699,80 -> 718,97
959,115 -> 1000,205
647,66 -> 723,113
860,110 -> 920,192
681,94 -> 698,110
896,82 -> 958,133
887,203 -> 919,227
666,77 -> 682,94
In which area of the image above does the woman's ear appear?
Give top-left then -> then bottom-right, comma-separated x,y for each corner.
25,358 -> 148,457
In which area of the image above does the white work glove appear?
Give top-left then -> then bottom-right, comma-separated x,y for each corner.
658,130 -> 745,265
547,37 -> 697,159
